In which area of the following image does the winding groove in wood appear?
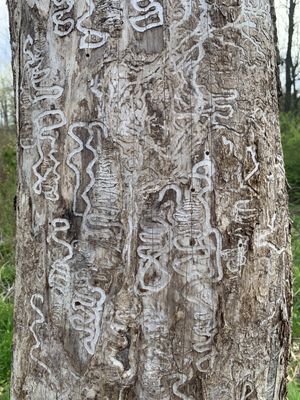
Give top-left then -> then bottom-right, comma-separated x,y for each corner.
8,0 -> 292,398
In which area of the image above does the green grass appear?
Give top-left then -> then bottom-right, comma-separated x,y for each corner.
291,207 -> 300,338
0,128 -> 15,400
289,206 -> 300,397
288,381 -> 300,400
280,112 -> 300,397
0,129 -> 16,242
0,300 -> 13,398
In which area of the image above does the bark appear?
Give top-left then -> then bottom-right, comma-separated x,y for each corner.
2,97 -> 9,127
8,1 -> 292,399
0,88 -> 9,127
284,0 -> 297,112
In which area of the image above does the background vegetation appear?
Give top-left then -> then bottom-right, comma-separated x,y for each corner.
280,113 -> 300,398
0,113 -> 300,397
0,128 -> 16,399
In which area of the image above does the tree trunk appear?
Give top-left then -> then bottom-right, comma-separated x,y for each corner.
0,90 -> 9,128
285,0 -> 296,112
8,1 -> 292,399
3,96 -> 9,128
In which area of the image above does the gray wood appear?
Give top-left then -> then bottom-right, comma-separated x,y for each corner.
8,0 -> 292,399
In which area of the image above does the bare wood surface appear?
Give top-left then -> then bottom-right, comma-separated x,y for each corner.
8,0 -> 292,399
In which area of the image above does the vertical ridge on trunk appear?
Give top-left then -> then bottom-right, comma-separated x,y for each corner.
8,0 -> 292,399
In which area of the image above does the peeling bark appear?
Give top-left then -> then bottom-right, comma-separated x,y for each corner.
8,0 -> 292,399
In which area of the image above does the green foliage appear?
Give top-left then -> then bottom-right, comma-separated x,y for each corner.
280,112 -> 300,203
0,129 -> 16,243
281,114 -> 300,398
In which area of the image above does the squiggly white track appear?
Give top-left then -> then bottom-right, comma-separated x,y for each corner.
136,215 -> 172,294
52,0 -> 75,37
129,0 -> 164,32
66,122 -> 86,215
32,110 -> 67,201
171,373 -> 195,400
29,294 -> 52,374
69,282 -> 106,355
77,0 -> 109,49
82,122 -> 105,221
49,218 -> 73,295
157,155 -> 222,376
24,35 -> 63,103
67,122 -> 106,218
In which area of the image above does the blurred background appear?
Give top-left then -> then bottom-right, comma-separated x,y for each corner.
0,1 -> 300,399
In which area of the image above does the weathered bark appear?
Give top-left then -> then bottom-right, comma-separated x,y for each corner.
0,85 -> 10,127
8,0 -> 292,399
0,97 -> 9,127
284,0 -> 297,112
